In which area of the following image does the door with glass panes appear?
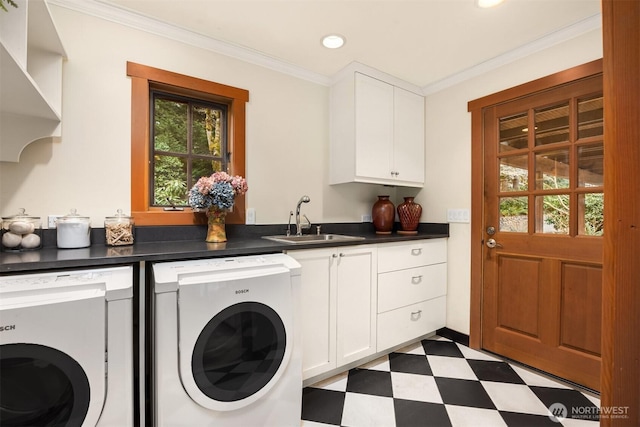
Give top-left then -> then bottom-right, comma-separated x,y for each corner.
481,75 -> 603,391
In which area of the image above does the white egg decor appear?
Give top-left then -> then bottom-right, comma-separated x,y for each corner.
1,208 -> 43,252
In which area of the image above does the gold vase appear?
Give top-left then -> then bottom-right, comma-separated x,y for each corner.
206,207 -> 227,242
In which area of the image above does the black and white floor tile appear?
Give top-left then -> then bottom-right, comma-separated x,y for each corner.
301,336 -> 600,427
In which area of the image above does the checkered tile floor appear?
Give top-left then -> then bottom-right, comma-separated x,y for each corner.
301,336 -> 600,427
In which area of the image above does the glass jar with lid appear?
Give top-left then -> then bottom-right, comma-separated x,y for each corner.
1,208 -> 42,251
104,209 -> 134,246
56,209 -> 91,249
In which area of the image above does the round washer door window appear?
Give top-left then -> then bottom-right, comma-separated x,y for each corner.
0,344 -> 90,427
191,301 -> 287,403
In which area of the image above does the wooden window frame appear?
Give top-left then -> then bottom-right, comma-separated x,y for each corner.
127,62 -> 249,226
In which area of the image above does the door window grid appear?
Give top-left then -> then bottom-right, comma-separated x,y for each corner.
498,96 -> 603,236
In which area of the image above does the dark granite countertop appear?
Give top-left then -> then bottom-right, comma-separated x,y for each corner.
0,222 -> 448,274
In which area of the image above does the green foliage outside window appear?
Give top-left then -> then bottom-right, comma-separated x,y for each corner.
499,172 -> 603,235
152,93 -> 226,206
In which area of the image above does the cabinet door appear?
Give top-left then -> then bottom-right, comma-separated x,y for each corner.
336,245 -> 378,366
288,249 -> 337,380
393,86 -> 425,185
354,73 -> 394,181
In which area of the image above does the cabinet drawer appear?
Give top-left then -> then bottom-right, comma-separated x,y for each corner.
378,239 -> 447,273
378,263 -> 446,313
377,296 -> 446,352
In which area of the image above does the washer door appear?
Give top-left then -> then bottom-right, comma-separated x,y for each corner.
190,301 -> 288,411
0,344 -> 90,427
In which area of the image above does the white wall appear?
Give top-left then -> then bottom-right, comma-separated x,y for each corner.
420,29 -> 602,334
0,7 -> 602,336
0,5 -> 390,227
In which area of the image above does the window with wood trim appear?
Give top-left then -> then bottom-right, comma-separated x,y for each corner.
127,62 -> 249,226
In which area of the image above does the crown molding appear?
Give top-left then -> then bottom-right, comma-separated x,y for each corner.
48,0 -> 600,92
421,13 -> 602,95
47,0 -> 332,86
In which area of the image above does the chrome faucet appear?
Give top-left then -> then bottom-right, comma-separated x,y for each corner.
295,195 -> 311,236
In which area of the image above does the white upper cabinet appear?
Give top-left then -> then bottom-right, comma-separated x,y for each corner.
330,63 -> 425,187
0,0 -> 66,162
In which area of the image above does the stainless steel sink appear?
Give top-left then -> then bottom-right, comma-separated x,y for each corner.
262,234 -> 365,244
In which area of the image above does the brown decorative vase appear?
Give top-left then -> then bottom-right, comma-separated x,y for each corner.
397,197 -> 422,235
372,196 -> 395,234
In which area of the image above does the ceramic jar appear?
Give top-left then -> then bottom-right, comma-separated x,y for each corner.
397,197 -> 422,234
372,196 -> 395,234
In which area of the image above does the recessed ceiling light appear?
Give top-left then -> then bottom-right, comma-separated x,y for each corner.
322,34 -> 346,49
477,0 -> 505,8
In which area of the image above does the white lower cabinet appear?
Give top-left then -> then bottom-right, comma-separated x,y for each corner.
289,245 -> 377,380
376,239 -> 447,353
377,296 -> 446,351
293,238 -> 447,382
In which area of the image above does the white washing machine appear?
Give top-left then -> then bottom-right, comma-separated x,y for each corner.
152,253 -> 302,427
0,266 -> 134,427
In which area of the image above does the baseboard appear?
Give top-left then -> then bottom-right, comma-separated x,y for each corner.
436,327 -> 469,347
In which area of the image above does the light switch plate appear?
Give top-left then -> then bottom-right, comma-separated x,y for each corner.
48,215 -> 63,229
246,208 -> 256,225
447,208 -> 470,223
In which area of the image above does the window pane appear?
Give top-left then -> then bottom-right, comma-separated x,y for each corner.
153,155 -> 187,206
535,195 -> 569,234
535,149 -> 570,190
500,155 -> 528,192
499,112 -> 528,152
499,197 -> 528,232
192,158 -> 221,183
192,106 -> 223,156
535,103 -> 569,146
578,143 -> 604,187
154,98 -> 188,153
578,96 -> 603,139
579,193 -> 604,236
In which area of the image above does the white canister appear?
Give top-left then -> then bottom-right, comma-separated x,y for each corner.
56,209 -> 91,249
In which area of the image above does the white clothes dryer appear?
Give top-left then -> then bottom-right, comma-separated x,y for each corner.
152,253 -> 302,427
0,266 -> 134,427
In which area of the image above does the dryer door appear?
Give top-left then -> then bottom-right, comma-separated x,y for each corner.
177,265 -> 294,412
0,343 -> 90,427
191,301 -> 287,409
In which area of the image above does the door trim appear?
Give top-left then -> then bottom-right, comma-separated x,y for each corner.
467,59 -> 603,350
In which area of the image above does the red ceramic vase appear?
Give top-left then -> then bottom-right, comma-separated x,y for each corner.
372,196 -> 395,234
397,197 -> 422,234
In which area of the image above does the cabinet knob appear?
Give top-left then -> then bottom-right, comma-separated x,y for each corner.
411,275 -> 423,284
332,253 -> 338,258
411,248 -> 422,256
410,310 -> 422,320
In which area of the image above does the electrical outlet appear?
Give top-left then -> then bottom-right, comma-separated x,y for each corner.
361,214 -> 372,222
246,208 -> 256,225
447,208 -> 470,223
48,215 -> 63,229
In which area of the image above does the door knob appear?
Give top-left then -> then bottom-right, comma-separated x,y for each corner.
486,238 -> 503,249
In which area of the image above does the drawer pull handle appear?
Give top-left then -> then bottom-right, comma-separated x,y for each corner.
411,248 -> 422,256
410,310 -> 422,320
411,275 -> 423,284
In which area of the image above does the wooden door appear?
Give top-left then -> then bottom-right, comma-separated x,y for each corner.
481,75 -> 604,391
